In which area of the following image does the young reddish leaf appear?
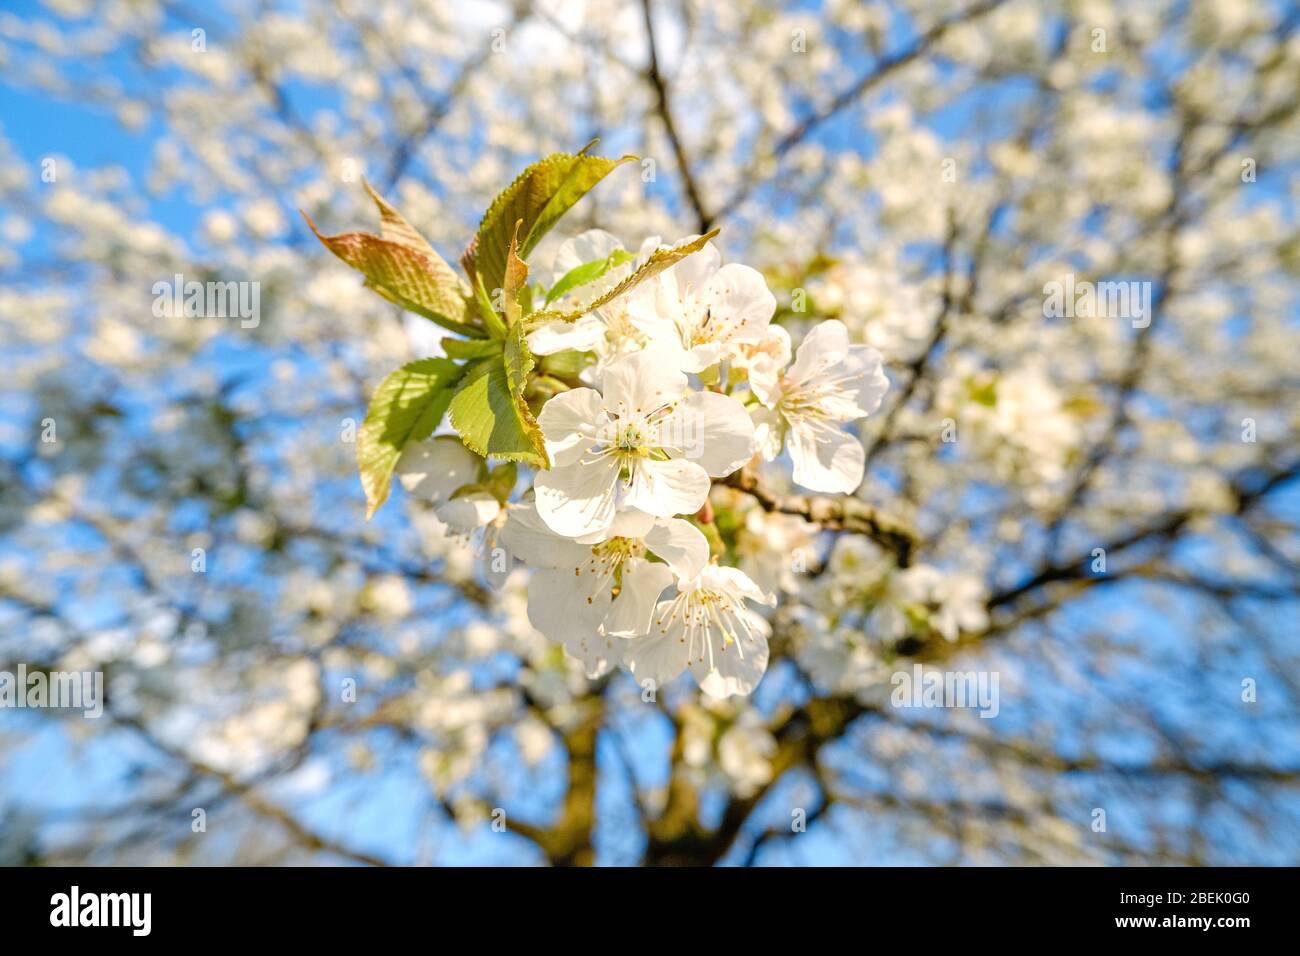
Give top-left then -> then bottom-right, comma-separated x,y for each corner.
303,201 -> 482,338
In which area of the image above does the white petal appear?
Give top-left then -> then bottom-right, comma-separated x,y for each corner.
750,405 -> 786,461
662,240 -> 721,298
762,324 -> 793,365
623,623 -> 690,690
537,388 -> 605,466
691,625 -> 770,699
684,342 -> 723,372
625,242 -> 719,359
534,456 -> 620,537
710,564 -> 777,607
644,518 -> 710,581
605,508 -> 657,540
699,262 -> 776,340
600,349 -> 687,416
527,569 -> 621,678
567,643 -> 620,679
552,229 -> 622,281
623,456 -> 711,518
664,390 -> 755,477
786,319 -> 850,383
571,506 -> 656,545
603,560 -> 674,637
787,418 -> 865,494
632,235 -> 663,262
395,437 -> 482,504
500,501 -> 592,568
527,314 -> 606,355
623,276 -> 678,342
814,344 -> 889,421
434,492 -> 500,533
745,326 -> 791,407
527,567 -> 610,643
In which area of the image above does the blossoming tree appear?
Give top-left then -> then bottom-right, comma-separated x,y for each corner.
0,0 -> 1297,866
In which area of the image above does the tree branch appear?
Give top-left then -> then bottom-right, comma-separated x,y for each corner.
641,0 -> 711,232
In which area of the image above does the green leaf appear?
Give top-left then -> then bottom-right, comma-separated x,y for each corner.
539,348 -> 591,380
441,337 -> 502,361
303,195 -> 483,338
527,230 -> 719,326
473,270 -> 508,340
503,220 -> 529,328
482,462 -> 519,504
448,327 -> 549,467
461,146 -> 636,303
503,319 -> 534,399
544,248 -> 634,306
358,358 -> 465,520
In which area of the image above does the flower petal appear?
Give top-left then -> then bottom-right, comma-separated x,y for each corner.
664,390 -> 755,478
644,517 -> 710,581
606,508 -> 657,540
745,326 -> 791,407
603,560 -> 674,637
750,405 -> 785,461
662,239 -> 721,298
787,319 -> 850,383
527,567 -> 610,641
600,349 -> 687,416
527,313 -> 607,355
623,620 -> 690,690
691,624 -> 770,699
395,437 -> 483,504
552,228 -> 622,281
434,492 -> 500,533
699,262 -> 776,341
684,342 -> 723,373
500,501 -> 593,568
787,417 -> 865,494
814,344 -> 889,421
710,564 -> 777,607
537,388 -> 605,467
623,456 -> 710,518
527,569 -> 621,678
534,456 -> 620,537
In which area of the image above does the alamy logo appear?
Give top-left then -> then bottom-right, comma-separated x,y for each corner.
50,886 -> 151,936
890,665 -> 1000,718
0,665 -> 102,718
1043,273 -> 1152,328
152,273 -> 261,328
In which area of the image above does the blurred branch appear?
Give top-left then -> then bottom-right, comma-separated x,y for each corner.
641,0 -> 711,233
713,0 -> 1009,221
381,6 -> 531,189
108,712 -> 389,867
723,468 -> 918,565
991,458 -> 1300,613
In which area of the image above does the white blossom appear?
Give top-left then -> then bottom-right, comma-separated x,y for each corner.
751,319 -> 889,493
625,241 -> 778,373
533,350 -> 756,538
624,564 -> 776,699
500,500 -> 708,676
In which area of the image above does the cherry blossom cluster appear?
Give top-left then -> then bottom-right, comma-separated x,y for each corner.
399,230 -> 889,698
